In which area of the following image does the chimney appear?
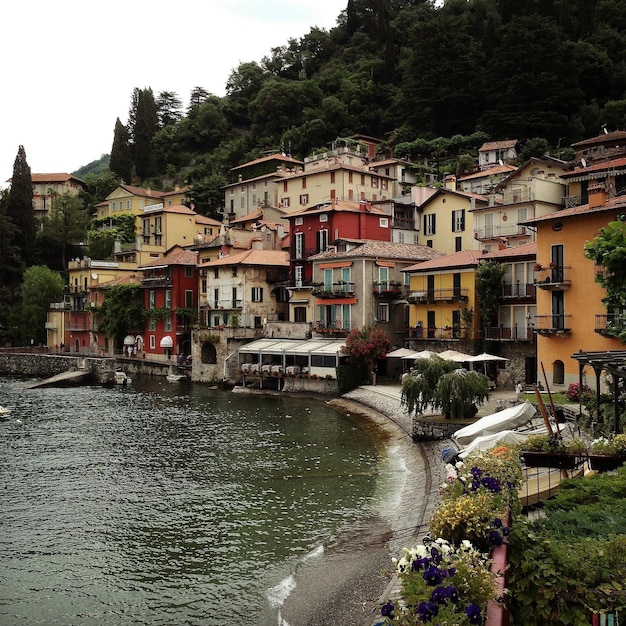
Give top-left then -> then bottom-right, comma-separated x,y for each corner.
444,175 -> 457,191
588,182 -> 607,208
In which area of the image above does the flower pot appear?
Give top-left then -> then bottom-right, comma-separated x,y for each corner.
588,455 -> 625,473
521,451 -> 579,469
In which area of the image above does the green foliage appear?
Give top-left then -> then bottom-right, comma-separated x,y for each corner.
476,260 -> 507,342
97,283 -> 145,344
109,118 -> 132,183
401,356 -> 489,419
336,363 -> 367,394
87,213 -> 137,259
509,467 -> 626,623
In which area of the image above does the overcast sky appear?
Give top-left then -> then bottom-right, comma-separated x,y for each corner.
1,0 -> 344,185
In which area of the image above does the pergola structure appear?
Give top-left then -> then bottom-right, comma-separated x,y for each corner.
571,349 -> 626,434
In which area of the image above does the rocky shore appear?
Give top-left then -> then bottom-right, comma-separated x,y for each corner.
280,384 -> 450,626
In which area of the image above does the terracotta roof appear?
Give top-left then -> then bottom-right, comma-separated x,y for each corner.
482,242 -> 536,260
403,249 -> 483,273
521,196 -> 626,225
230,209 -> 263,224
30,173 -> 86,184
479,140 -> 518,151
560,156 -> 626,179
162,186 -> 190,196
222,170 -> 291,188
286,199 -> 388,218
118,184 -> 165,198
458,164 -> 516,181
231,153 -> 304,171
139,246 -> 198,269
195,214 -> 223,226
571,130 -> 626,148
94,274 -> 141,289
158,204 -> 197,215
204,249 -> 289,267
309,240 -> 444,262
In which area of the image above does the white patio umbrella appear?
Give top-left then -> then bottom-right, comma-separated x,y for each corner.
467,352 -> 509,363
437,349 -> 473,362
405,349 -> 436,360
386,348 -> 418,358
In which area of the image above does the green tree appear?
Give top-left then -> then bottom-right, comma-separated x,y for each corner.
39,193 -> 89,269
109,118 -> 132,183
401,355 -> 459,416
97,283 -> 145,346
132,88 -> 158,180
476,260 -> 507,343
584,220 -> 626,342
156,90 -> 183,128
18,266 -> 65,345
6,145 -> 36,267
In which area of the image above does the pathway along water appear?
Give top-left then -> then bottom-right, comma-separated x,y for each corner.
0,375 -> 413,626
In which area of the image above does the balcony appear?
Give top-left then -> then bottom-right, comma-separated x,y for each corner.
391,217 -> 416,230
532,314 -> 572,336
407,288 -> 469,303
484,326 -> 534,341
312,283 -> 355,298
595,314 -> 625,337
373,282 -> 405,299
141,276 -> 173,288
473,224 -> 530,241
501,283 -> 535,299
534,265 -> 571,289
312,320 -> 351,336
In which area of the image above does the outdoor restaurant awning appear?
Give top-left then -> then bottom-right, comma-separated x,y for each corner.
238,338 -> 347,357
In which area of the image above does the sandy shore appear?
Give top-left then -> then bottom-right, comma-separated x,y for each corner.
280,389 -> 448,626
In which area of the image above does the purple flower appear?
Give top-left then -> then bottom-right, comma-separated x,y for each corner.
430,584 -> 459,606
380,601 -> 394,617
465,603 -> 483,624
470,466 -> 483,478
492,517 -> 503,528
489,530 -> 504,546
412,556 -> 430,571
423,565 -> 444,586
417,600 -> 439,622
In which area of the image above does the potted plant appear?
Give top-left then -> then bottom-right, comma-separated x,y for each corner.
588,435 -> 626,472
520,434 -> 587,469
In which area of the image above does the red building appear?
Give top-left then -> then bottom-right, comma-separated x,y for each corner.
284,199 -> 392,287
139,246 -> 199,359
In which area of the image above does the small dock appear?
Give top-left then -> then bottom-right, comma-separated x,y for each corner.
25,370 -> 94,389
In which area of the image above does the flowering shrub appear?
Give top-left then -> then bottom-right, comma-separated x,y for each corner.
379,538 -> 497,625
591,434 -> 626,456
521,433 -> 587,455
565,382 -> 591,401
343,327 -> 390,368
379,447 -> 522,624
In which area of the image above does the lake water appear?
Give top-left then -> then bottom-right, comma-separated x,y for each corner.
0,375 -> 399,625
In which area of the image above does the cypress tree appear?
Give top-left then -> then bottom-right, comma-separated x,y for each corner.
109,118 -> 133,183
133,88 -> 158,181
6,145 -> 36,267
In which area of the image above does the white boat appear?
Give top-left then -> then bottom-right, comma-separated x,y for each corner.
0,405 -> 11,418
114,370 -> 132,386
166,373 -> 186,382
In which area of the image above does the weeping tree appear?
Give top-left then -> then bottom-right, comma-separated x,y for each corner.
401,355 -> 459,416
401,355 -> 490,419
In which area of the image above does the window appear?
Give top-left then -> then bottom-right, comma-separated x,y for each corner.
164,313 -> 173,332
294,266 -> 304,288
302,177 -> 307,189
150,335 -> 156,349
281,197 -> 290,207
319,213 -> 328,222
148,316 -> 157,331
378,266 -> 389,290
185,290 -> 193,307
377,303 -> 390,322
371,176 -> 378,188
317,229 -> 328,253
251,287 -> 263,302
294,306 -> 307,323
424,213 -> 436,236
300,194 -> 308,205
295,216 -> 303,225
201,279 -> 207,294
452,209 -> 465,232
149,290 -> 156,309
330,171 -> 336,183
294,233 -> 304,259
252,182 -> 256,190
213,267 -> 219,279
381,179 -> 388,190
380,217 -> 389,228
324,268 -> 333,290
283,181 -> 288,192
164,290 -> 172,308
230,188 -> 234,195
240,196 -> 245,208
232,267 -> 238,277
455,236 -> 462,252
348,172 -> 353,183
185,266 -> 192,278
214,288 -> 219,308
232,287 -> 238,308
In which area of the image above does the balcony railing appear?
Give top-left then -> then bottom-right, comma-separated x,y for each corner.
312,320 -> 353,336
502,283 -> 535,298
141,276 -> 173,287
408,288 -> 469,303
534,265 -> 571,289
473,224 -> 530,240
373,283 -> 406,298
312,284 -> 355,298
532,314 -> 572,335
595,313 -> 625,337
484,326 -> 534,341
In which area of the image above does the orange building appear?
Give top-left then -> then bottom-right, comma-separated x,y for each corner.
523,185 -> 625,389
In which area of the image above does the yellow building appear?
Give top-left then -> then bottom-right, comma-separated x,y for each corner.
418,189 -> 488,254
404,250 -> 482,342
523,184 -> 625,389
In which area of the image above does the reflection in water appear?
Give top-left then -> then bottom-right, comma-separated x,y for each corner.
0,376 -> 385,625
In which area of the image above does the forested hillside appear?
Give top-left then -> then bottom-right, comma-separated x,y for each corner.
98,0 -> 626,216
